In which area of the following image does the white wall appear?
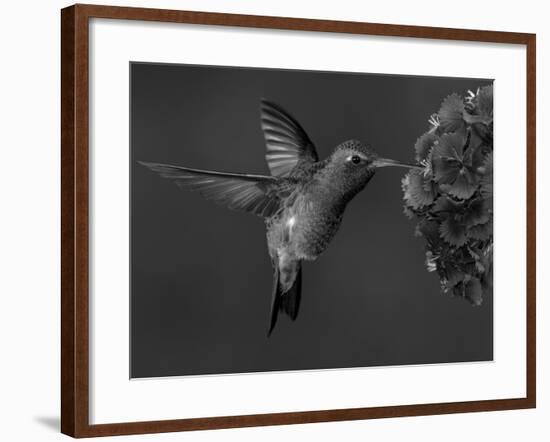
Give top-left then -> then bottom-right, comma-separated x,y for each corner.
0,0 -> 546,440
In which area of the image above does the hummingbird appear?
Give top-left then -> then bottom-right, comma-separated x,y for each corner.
139,99 -> 420,336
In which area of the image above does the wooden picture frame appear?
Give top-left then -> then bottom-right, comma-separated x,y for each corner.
61,3 -> 536,437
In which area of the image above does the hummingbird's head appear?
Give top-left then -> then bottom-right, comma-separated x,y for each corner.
327,139 -> 420,199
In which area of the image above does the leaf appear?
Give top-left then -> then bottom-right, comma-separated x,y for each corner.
414,132 -> 438,162
440,217 -> 468,247
438,93 -> 466,133
465,277 -> 483,306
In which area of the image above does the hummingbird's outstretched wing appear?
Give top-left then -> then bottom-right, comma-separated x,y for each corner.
139,162 -> 281,217
260,100 -> 319,177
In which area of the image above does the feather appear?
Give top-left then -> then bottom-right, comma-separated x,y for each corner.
268,262 -> 302,336
139,161 -> 281,217
260,100 -> 319,177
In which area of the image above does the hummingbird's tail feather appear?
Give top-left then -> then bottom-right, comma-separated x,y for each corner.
268,261 -> 302,337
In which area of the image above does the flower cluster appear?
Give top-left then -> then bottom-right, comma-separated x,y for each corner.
402,86 -> 493,305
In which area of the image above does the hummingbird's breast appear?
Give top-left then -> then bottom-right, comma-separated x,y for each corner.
266,181 -> 346,262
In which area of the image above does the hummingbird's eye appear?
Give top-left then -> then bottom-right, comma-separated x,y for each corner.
351,155 -> 361,165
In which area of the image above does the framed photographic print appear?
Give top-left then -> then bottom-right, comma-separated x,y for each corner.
61,4 -> 536,438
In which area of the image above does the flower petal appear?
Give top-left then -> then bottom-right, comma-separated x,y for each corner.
440,217 -> 468,247
432,195 -> 464,214
414,132 -> 439,162
433,158 -> 460,184
438,93 -> 466,133
402,171 -> 436,209
464,198 -> 491,227
441,171 -> 478,200
417,219 -> 441,247
469,219 -> 493,241
477,85 -> 493,123
480,152 -> 493,199
433,132 -> 465,159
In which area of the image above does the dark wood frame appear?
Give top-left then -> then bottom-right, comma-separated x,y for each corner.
61,3 -> 536,438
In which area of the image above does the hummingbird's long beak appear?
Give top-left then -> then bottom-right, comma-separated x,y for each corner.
372,157 -> 423,170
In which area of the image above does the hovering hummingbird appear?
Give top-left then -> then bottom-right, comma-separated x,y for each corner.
140,100 -> 420,336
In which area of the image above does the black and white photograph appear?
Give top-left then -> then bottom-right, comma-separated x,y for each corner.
131,62 -> 494,378
2,0 -> 543,440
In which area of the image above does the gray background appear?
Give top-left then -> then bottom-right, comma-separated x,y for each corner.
130,62 -> 493,378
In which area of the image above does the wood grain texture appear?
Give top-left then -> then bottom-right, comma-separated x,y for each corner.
526,34 -> 536,408
61,5 -> 76,436
60,4 -> 536,438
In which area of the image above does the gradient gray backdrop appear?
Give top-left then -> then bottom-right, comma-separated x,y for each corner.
130,62 -> 493,378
